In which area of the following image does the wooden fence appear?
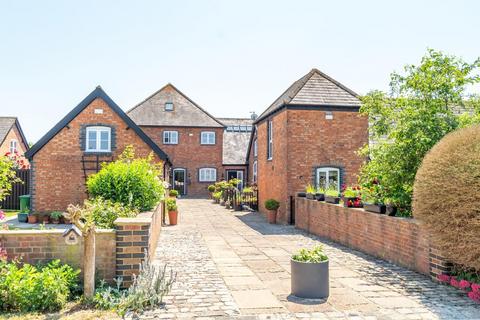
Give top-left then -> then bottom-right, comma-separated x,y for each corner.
0,169 -> 30,210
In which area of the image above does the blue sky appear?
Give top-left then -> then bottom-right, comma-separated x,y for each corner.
1,0 -> 479,142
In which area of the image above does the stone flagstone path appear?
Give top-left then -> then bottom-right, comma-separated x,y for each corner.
141,199 -> 480,319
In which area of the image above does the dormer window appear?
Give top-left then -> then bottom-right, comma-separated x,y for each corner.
165,102 -> 174,111
10,139 -> 17,153
85,126 -> 111,152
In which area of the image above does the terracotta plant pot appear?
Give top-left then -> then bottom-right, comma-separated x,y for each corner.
27,215 -> 38,224
168,210 -> 178,225
267,210 -> 277,224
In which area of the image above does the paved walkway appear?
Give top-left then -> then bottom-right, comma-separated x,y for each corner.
143,199 -> 479,319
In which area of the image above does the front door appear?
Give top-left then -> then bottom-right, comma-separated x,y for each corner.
173,168 -> 186,195
226,170 -> 244,190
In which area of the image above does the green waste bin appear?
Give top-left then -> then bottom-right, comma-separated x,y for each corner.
19,195 -> 31,213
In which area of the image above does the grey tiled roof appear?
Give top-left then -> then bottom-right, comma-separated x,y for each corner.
256,68 -> 360,122
222,130 -> 251,165
0,117 -> 16,146
217,118 -> 253,126
128,84 -> 224,128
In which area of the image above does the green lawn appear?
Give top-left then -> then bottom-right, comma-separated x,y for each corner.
2,210 -> 19,218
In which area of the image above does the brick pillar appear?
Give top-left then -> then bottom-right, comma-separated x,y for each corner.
429,246 -> 453,280
114,218 -> 151,287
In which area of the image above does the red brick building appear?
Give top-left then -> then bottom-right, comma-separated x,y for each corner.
25,87 -> 170,213
128,84 -> 251,197
0,117 -> 29,160
247,69 -> 369,224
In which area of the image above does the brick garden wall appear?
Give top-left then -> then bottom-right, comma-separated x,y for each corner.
142,126 -> 224,197
31,97 -> 165,213
0,229 -> 116,281
295,198 -> 451,278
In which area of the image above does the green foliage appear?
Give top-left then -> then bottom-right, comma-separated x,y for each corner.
242,186 -> 253,193
212,191 -> 222,200
305,184 -> 315,195
316,186 -> 325,194
0,156 -> 20,202
264,199 -> 280,211
360,182 -> 384,205
292,246 -> 328,263
359,49 -> 480,215
168,189 -> 179,198
87,197 -> 137,229
0,260 -> 80,312
166,198 -> 177,211
86,146 -> 165,211
342,186 -> 359,198
207,185 -> 216,193
325,187 -> 339,197
91,258 -> 175,316
50,211 -> 64,219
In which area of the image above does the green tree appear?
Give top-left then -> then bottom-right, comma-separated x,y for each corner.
359,49 -> 480,215
0,156 -> 19,202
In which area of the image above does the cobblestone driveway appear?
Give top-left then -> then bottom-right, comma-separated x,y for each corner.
143,199 -> 479,319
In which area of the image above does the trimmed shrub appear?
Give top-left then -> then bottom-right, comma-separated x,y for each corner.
413,125 -> 480,270
264,199 -> 280,211
87,146 -> 165,212
0,260 -> 80,312
166,198 -> 177,212
168,189 -> 179,198
87,197 -> 138,229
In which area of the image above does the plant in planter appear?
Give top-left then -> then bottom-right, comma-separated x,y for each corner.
305,184 -> 316,200
169,189 -> 179,199
208,185 -> 216,199
27,213 -> 38,224
384,197 -> 397,216
50,211 -> 63,224
315,187 -> 325,201
41,214 -> 50,224
264,199 -> 280,224
291,246 -> 329,299
342,186 -> 362,208
213,191 -> 222,203
362,182 -> 386,214
166,198 -> 178,225
324,187 -> 340,204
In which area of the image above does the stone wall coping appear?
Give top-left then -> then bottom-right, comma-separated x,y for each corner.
0,228 -> 115,235
296,197 -> 421,225
114,217 -> 152,225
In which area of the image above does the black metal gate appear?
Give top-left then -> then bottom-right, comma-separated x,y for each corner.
0,169 -> 30,210
289,195 -> 295,225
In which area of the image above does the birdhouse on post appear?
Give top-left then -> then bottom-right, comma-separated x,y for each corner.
62,225 -> 82,245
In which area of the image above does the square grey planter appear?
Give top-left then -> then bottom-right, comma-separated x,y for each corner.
291,259 -> 329,299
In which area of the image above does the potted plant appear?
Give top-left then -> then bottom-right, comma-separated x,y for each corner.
166,198 -> 178,225
169,189 -> 179,199
208,185 -> 216,198
297,191 -> 306,198
233,194 -> 243,211
325,187 -> 340,204
17,210 -> 29,223
342,186 -> 362,208
264,199 -> 280,224
213,191 -> 221,204
50,211 -> 63,224
362,184 -> 386,214
291,246 -> 329,299
41,214 -> 50,224
27,213 -> 38,224
305,184 -> 316,200
384,198 -> 397,216
315,187 -> 325,201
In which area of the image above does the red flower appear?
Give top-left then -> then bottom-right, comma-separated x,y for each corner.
450,277 -> 460,288
437,274 -> 451,283
472,283 -> 480,293
459,280 -> 471,290
467,291 -> 480,303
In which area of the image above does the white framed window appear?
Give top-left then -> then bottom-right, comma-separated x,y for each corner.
253,160 -> 257,183
199,168 -> 217,182
85,126 -> 111,152
163,131 -> 178,144
267,120 -> 273,160
9,139 -> 17,153
316,167 -> 340,192
201,131 -> 215,145
253,139 -> 258,157
165,102 -> 174,111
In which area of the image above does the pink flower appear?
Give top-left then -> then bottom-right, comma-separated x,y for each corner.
437,274 -> 451,283
450,277 -> 460,288
459,280 -> 471,290
467,291 -> 480,303
0,247 -> 7,261
472,283 -> 480,293
0,210 -> 5,221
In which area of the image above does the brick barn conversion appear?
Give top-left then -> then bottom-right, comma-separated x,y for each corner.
25,68 -> 368,220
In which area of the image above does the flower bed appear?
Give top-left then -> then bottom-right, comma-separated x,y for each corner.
437,274 -> 480,303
